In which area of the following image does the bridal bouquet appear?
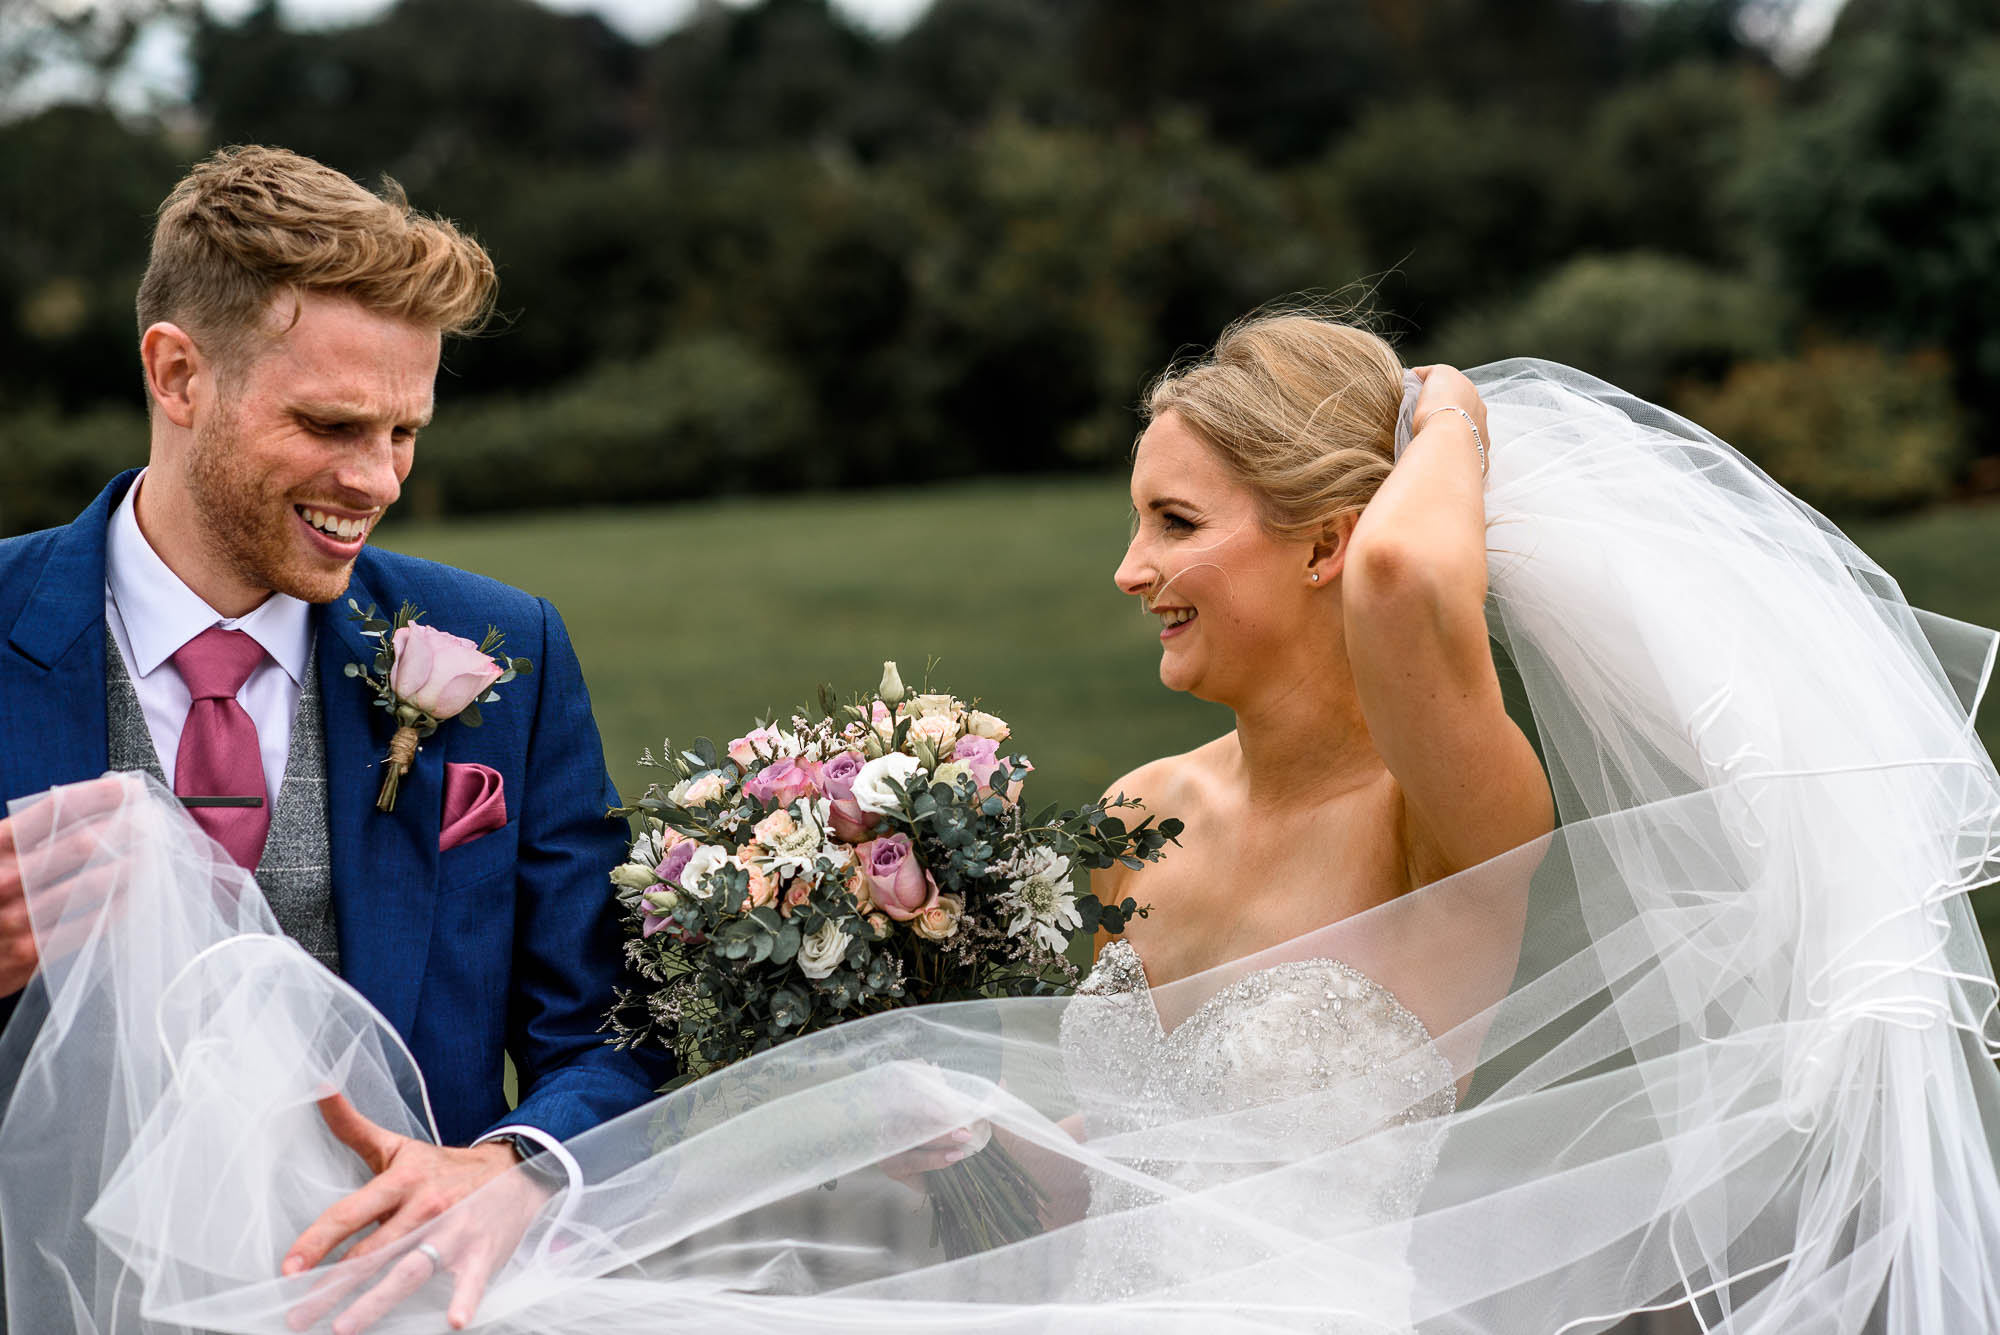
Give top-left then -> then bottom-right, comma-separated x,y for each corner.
605,662 -> 1179,1254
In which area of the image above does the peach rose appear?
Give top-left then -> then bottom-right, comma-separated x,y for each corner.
911,893 -> 964,942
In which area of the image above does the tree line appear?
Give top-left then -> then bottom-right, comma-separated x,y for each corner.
4,0 -> 1998,535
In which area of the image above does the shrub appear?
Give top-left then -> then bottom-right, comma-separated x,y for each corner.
0,405 -> 148,539
410,333 -> 814,518
1424,252 -> 1788,402
1676,343 -> 1964,515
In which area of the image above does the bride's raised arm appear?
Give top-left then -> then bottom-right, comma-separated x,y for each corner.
1341,364 -> 1551,881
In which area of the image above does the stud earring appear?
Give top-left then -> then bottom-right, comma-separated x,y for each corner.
1310,572 -> 1320,582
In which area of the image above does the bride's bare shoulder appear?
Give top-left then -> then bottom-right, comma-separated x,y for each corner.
1090,735 -> 1234,905
1101,734 -> 1232,818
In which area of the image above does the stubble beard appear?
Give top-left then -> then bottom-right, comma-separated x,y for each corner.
183,409 -> 356,606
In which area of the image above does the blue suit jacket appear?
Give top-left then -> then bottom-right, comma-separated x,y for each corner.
0,472 -> 669,1146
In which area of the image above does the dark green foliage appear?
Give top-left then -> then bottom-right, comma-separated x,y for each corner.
1425,253 -> 1790,403
5,0 -> 1994,536
1676,342 -> 1966,514
1747,5 -> 2000,443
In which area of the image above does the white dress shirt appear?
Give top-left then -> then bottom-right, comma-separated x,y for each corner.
104,471 -> 313,797
104,471 -> 575,1177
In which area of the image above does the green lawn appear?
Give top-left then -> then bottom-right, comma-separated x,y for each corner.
379,478 -> 1232,814
378,476 -> 2000,944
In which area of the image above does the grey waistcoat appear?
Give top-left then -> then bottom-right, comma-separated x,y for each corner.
106,629 -> 342,973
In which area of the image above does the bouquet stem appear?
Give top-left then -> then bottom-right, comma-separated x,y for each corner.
924,1140 -> 1049,1259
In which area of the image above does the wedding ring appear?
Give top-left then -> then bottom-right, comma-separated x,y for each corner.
413,1242 -> 446,1274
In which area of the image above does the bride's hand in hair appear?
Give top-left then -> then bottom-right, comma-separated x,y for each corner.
1408,364 -> 1490,447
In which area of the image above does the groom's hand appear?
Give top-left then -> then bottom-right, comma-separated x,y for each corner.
0,775 -> 142,997
283,1093 -> 553,1333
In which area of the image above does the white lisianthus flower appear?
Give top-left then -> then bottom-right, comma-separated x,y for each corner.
609,863 -> 656,891
678,844 -> 730,899
906,693 -> 959,720
878,661 -> 907,706
798,919 -> 853,979
853,752 -> 924,815
1003,848 -> 1080,952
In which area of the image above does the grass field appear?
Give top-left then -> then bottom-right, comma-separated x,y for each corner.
380,477 -> 1233,813
379,475 -> 2000,943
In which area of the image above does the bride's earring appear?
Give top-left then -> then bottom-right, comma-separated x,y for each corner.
1310,572 -> 1320,582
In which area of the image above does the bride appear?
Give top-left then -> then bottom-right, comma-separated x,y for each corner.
5,311 -> 1999,1335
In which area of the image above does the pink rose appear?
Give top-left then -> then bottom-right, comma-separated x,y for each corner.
955,737 -> 1030,803
819,751 -> 878,842
820,751 -> 865,802
782,880 -> 813,915
639,887 -> 679,939
857,833 -> 938,921
953,736 -> 1005,794
390,623 -> 504,720
728,725 -> 789,768
654,840 -> 696,886
744,757 -> 820,809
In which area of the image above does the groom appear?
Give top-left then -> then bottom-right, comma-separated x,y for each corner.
0,147 -> 666,1326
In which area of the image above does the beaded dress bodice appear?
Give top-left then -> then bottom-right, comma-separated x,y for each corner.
1058,939 -> 1457,1330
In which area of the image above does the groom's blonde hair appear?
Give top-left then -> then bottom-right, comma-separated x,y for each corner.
1143,308 -> 1403,543
136,145 -> 497,375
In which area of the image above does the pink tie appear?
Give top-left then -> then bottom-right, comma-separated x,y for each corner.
171,627 -> 272,870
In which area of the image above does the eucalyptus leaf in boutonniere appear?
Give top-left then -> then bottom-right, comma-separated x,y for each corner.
344,600 -> 533,812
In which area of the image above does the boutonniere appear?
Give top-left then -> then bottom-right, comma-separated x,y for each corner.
345,601 -> 534,812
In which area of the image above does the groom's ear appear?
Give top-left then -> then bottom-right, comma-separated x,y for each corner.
139,322 -> 203,430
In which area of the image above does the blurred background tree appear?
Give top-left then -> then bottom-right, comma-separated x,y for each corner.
1,0 -> 1992,524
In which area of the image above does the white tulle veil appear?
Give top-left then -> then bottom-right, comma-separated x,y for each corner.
4,359 -> 1997,1333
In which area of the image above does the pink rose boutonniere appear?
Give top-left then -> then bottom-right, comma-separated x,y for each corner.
345,601 -> 533,812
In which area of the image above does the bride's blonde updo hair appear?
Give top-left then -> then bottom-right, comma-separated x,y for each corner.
1142,310 -> 1404,543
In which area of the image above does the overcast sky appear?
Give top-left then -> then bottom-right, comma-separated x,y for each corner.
203,0 -> 930,38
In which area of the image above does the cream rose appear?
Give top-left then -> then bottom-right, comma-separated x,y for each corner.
670,770 -> 728,807
929,759 -> 973,792
964,710 -> 1010,742
909,713 -> 962,754
798,919 -> 853,979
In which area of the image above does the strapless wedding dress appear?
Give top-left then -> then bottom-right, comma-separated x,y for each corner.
1059,938 -> 1457,1332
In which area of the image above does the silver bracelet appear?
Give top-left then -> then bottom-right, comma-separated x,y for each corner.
1416,405 -> 1488,477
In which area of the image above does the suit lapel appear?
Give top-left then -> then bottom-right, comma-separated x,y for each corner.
318,560 -> 443,1040
1,474 -> 132,803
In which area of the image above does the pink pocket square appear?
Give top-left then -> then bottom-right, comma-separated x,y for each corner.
440,763 -> 507,852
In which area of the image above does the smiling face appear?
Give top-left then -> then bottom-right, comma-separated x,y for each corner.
144,290 -> 438,612
1115,411 -> 1329,703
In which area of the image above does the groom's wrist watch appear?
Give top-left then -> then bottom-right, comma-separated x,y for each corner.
494,1133 -> 568,1187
